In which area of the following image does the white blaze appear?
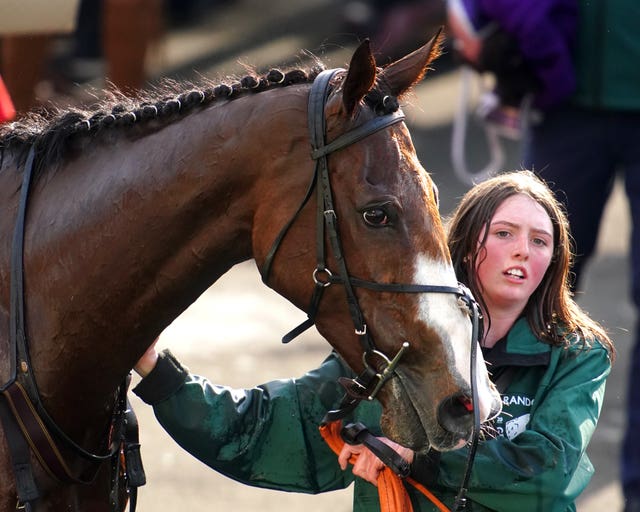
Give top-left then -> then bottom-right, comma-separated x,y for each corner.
414,253 -> 500,422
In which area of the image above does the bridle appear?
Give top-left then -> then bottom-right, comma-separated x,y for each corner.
0,147 -> 145,511
261,68 -> 474,403
261,68 -> 482,509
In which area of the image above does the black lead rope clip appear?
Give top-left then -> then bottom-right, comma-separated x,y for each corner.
340,421 -> 411,478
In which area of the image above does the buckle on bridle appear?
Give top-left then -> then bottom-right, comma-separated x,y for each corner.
323,209 -> 336,220
456,283 -> 481,317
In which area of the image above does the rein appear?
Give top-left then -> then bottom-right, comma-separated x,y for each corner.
0,147 -> 145,511
261,69 -> 482,508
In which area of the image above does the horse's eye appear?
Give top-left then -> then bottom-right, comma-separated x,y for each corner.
363,208 -> 389,226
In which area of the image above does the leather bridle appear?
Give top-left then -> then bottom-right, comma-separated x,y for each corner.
261,68 -> 482,510
261,68 -> 475,400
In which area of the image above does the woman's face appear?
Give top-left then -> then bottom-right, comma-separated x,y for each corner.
475,193 -> 554,316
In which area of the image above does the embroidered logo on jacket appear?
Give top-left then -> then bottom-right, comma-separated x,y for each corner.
492,393 -> 534,438
505,413 -> 530,440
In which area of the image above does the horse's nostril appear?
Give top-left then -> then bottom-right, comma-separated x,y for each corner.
437,393 -> 474,434
459,395 -> 474,413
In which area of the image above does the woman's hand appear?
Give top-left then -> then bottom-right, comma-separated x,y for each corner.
338,438 -> 414,486
134,336 -> 160,377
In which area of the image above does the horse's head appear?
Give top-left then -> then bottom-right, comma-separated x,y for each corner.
256,32 -> 501,452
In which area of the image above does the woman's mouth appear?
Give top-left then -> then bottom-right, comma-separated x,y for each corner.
505,268 -> 525,279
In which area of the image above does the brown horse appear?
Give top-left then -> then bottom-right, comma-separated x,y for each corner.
0,33 -> 501,511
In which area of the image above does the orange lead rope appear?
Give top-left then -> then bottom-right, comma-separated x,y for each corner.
319,420 -> 451,512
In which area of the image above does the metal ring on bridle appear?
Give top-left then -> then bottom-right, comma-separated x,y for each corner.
312,267 -> 333,287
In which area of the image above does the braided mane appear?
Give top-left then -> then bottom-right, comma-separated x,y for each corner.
0,60 -> 401,178
0,66 -> 325,174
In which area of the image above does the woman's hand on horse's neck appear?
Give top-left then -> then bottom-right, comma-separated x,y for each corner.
134,337 -> 160,377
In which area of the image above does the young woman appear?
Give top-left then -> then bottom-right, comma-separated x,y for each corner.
134,170 -> 615,511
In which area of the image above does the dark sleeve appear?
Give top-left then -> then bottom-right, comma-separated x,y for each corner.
133,349 -> 188,404
134,350 -> 355,494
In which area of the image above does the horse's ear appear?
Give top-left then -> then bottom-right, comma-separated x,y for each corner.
378,28 -> 445,98
342,38 -> 377,116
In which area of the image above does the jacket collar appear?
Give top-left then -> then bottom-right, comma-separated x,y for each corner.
482,317 -> 551,369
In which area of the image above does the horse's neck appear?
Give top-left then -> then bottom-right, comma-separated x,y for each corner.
14,89 -> 308,410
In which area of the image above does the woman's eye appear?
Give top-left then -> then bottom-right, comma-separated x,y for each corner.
363,208 -> 389,226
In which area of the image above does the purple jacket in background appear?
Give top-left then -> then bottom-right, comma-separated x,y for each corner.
456,0 -> 578,110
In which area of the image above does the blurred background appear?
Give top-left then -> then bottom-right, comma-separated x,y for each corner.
0,1 -> 631,510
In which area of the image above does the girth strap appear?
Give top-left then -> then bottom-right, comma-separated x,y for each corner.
123,397 -> 147,511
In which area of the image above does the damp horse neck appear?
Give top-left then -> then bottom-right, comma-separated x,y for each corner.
0,71 -> 322,511
8,87 -> 312,401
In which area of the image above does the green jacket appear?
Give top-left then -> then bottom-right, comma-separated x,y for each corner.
134,318 -> 611,512
572,0 -> 640,110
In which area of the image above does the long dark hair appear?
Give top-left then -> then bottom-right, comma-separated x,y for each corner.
447,171 -> 614,359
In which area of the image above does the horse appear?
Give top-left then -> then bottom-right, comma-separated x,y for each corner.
0,32 -> 501,511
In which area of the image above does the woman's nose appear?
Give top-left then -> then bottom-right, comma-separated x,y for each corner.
513,237 -> 530,259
